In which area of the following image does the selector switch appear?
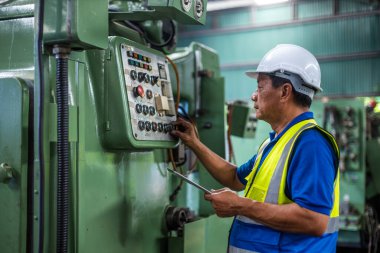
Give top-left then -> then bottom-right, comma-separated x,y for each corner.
151,76 -> 159,85
138,72 -> 145,83
133,85 -> 145,98
144,74 -> 150,83
130,70 -> 137,80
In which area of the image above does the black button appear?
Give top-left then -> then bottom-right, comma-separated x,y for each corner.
145,121 -> 152,131
138,121 -> 145,130
146,89 -> 153,99
152,122 -> 158,132
149,106 -> 155,116
143,105 -> 149,115
135,104 -> 142,114
158,123 -> 163,132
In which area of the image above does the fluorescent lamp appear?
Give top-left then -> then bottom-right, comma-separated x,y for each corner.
254,0 -> 289,6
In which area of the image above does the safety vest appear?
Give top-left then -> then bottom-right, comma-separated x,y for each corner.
235,119 -> 340,236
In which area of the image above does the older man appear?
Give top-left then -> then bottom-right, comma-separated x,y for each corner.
171,44 -> 339,253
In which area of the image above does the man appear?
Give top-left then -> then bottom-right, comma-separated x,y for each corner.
171,44 -> 340,253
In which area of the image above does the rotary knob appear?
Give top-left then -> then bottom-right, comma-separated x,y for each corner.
138,72 -> 145,83
130,70 -> 137,80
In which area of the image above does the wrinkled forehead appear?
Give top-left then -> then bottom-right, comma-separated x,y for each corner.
257,73 -> 271,83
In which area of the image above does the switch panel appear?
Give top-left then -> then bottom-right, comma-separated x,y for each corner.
104,37 -> 178,149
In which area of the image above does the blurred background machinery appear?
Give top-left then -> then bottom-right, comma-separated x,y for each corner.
1,0 -> 380,253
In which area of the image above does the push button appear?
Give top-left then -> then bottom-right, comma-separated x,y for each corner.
158,123 -> 163,132
149,106 -> 156,116
152,122 -> 158,132
135,104 -> 142,114
142,105 -> 149,115
145,121 -> 152,131
138,121 -> 145,130
133,85 -> 145,98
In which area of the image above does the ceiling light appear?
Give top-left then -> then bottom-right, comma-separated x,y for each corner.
254,0 -> 289,6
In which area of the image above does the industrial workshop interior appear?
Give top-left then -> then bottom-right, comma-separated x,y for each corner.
1,0 -> 380,252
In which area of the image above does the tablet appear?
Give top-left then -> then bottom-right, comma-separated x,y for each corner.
167,168 -> 212,194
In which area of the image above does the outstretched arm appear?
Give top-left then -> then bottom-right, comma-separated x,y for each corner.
171,118 -> 244,191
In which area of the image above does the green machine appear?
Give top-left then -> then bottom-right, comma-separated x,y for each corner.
0,1 -> 232,253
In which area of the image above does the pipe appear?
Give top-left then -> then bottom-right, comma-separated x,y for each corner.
53,45 -> 71,253
36,0 -> 46,251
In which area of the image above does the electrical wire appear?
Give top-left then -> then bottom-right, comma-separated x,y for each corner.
145,20 -> 176,48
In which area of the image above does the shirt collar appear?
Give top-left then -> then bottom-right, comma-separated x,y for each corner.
269,111 -> 314,141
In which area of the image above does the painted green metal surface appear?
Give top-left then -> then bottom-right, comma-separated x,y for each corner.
0,77 -> 30,253
168,215 -> 232,253
169,42 -> 226,216
43,0 -> 108,49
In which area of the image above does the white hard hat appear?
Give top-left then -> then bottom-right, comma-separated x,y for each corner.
246,44 -> 322,99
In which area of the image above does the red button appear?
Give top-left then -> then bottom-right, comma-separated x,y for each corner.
133,85 -> 145,97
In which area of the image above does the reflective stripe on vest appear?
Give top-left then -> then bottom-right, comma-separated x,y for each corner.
240,119 -> 340,234
229,245 -> 259,253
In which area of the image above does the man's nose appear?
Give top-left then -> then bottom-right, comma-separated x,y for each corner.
251,92 -> 257,102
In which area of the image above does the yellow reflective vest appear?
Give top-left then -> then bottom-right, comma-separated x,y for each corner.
240,119 -> 340,234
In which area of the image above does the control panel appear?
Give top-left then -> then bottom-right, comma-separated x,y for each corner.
103,37 -> 178,149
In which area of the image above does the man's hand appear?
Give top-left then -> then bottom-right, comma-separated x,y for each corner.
170,118 -> 198,148
204,188 -> 242,217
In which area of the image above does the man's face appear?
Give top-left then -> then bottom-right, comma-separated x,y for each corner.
251,74 -> 282,123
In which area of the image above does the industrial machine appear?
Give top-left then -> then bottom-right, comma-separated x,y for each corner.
0,1 -> 232,253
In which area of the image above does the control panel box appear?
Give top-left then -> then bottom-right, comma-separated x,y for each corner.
103,37 -> 178,149
230,101 -> 257,138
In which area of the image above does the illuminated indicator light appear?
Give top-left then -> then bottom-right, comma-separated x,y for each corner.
133,53 -> 138,59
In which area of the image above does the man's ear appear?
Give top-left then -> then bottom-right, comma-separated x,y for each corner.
281,83 -> 293,100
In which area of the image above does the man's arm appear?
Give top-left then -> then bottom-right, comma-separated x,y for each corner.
205,189 -> 329,236
171,118 -> 244,191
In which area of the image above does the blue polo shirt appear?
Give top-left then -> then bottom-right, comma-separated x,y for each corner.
231,111 -> 338,253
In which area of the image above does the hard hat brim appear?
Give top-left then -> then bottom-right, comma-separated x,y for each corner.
245,70 -> 259,79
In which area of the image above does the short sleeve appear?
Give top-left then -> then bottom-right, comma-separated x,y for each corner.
286,129 -> 338,215
236,155 -> 257,185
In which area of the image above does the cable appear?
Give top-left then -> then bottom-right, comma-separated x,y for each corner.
145,20 -> 176,48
